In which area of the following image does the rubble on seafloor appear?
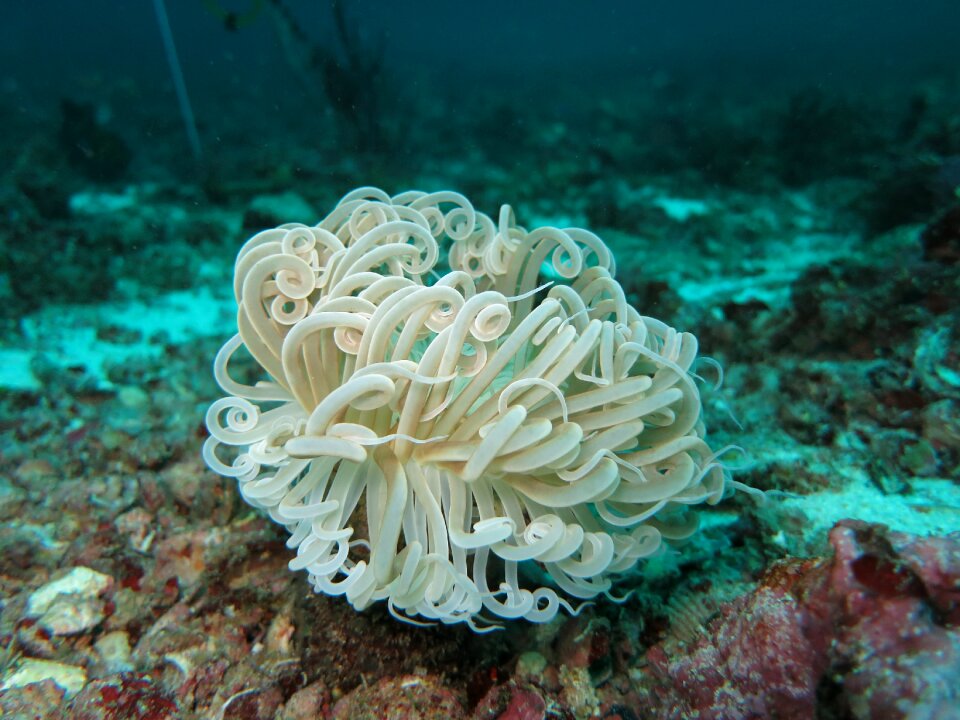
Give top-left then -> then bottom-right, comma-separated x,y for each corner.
1,79 -> 959,718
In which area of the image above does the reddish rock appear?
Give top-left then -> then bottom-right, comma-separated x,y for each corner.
637,520 -> 960,719
474,681 -> 547,720
131,602 -> 203,664
894,529 -> 960,625
177,659 -> 229,711
66,674 -> 179,720
0,679 -> 64,720
824,523 -> 960,719
277,680 -> 330,720
495,685 -> 547,720
151,531 -> 208,589
646,560 -> 826,719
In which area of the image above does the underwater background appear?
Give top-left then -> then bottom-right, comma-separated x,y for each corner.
2,1 -> 960,718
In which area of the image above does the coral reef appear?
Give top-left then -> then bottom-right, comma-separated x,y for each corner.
1,18 -> 959,715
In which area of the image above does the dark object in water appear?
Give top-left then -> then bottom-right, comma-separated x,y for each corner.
59,99 -> 132,182
267,0 -> 387,153
201,0 -> 264,32
921,205 -> 960,265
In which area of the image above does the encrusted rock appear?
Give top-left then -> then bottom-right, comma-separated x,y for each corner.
0,678 -> 65,719
94,631 -> 134,674
474,681 -> 547,720
37,595 -> 105,636
637,520 -> 960,719
150,530 -> 209,589
24,566 -> 113,635
331,674 -> 466,720
25,566 -> 113,618
277,680 -> 330,720
1,658 -> 87,699
556,614 -> 612,681
65,674 -> 179,720
114,507 -> 156,554
514,652 -> 548,681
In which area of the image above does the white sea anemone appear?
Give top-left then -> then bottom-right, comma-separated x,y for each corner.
203,187 -> 736,630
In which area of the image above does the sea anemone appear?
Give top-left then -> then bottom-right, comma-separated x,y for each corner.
203,187 -> 736,630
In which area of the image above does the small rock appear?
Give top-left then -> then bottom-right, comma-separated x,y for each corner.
278,680 -> 330,720
0,477 -> 26,521
264,609 -> 296,655
923,399 -> 960,450
558,665 -> 600,719
475,681 -> 547,720
167,461 -> 204,509
515,652 -> 548,681
1,658 -> 87,698
66,674 -> 179,720
151,531 -> 208,588
0,678 -> 65,719
37,594 -> 105,636
13,459 -> 57,484
116,385 -> 149,410
95,631 -> 134,673
25,566 -> 113,618
114,507 -> 155,554
900,438 -> 940,476
496,686 -> 547,720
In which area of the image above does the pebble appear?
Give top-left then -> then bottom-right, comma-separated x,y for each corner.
515,651 -> 548,680
37,595 -> 105,636
94,631 -> 134,673
1,658 -> 87,698
25,566 -> 113,618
